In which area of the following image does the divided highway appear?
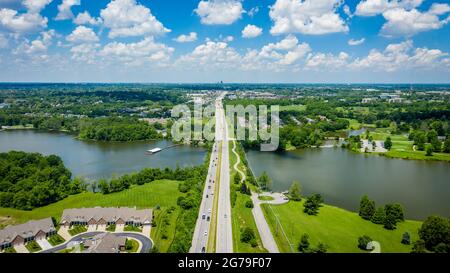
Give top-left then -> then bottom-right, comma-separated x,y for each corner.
190,92 -> 232,253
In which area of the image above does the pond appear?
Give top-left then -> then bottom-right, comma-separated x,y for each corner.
246,147 -> 450,220
0,130 -> 207,182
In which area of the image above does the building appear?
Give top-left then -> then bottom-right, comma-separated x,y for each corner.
60,207 -> 152,228
0,218 -> 56,250
83,233 -> 126,253
362,98 -> 377,103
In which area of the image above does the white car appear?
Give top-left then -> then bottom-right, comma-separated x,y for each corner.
204,231 -> 208,236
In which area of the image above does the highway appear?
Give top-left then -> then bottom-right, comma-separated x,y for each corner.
215,93 -> 233,253
190,92 -> 233,253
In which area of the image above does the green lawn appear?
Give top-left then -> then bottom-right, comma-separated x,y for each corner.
124,225 -> 142,232
47,234 -> 66,246
106,224 -> 116,232
25,241 -> 42,253
150,206 -> 180,253
68,225 -> 87,236
262,200 -> 422,253
279,105 -> 306,112
258,196 -> 274,201
0,179 -> 182,225
229,141 -> 267,253
125,238 -> 140,253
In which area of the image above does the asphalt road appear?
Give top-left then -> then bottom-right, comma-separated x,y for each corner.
41,232 -> 152,253
215,94 -> 233,253
190,141 -> 219,253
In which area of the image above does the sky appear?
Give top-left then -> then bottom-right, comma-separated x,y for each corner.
0,0 -> 449,83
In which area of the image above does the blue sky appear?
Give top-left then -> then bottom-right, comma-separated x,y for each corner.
0,0 -> 449,83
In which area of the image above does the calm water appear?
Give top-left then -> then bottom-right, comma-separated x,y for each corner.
247,148 -> 450,220
0,130 -> 206,181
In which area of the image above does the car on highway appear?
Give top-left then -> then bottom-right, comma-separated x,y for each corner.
207,216 -> 210,221
204,231 -> 208,236
206,194 -> 209,198
201,247 -> 206,253
208,208 -> 211,213
202,214 -> 206,220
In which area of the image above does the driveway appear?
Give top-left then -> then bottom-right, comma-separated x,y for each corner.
116,224 -> 124,232
14,244 -> 29,253
87,224 -> 96,232
57,226 -> 71,241
97,224 -> 106,231
142,224 -> 151,238
40,232 -> 152,253
36,239 -> 52,250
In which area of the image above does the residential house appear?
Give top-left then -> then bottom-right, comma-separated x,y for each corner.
0,218 -> 56,250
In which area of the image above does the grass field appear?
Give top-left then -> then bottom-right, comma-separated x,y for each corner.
279,105 -> 306,112
150,206 -> 180,252
262,200 -> 422,253
125,238 -> 140,253
229,141 -> 266,253
0,179 -> 182,225
367,128 -> 450,162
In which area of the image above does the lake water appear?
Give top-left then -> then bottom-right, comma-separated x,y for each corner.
246,148 -> 450,220
0,130 -> 206,181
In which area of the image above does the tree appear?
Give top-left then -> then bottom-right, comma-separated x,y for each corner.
98,179 -> 110,194
234,172 -> 241,184
359,195 -> 376,220
371,207 -> 386,224
443,139 -> 450,153
431,139 -> 442,152
384,137 -> 393,150
411,239 -> 427,253
303,194 -> 323,215
383,203 -> 404,230
401,232 -> 411,245
245,200 -> 254,208
418,215 -> 450,252
298,233 -> 310,253
241,227 -> 256,244
312,242 -> 328,253
358,235 -> 372,250
240,182 -> 251,195
288,181 -> 302,201
426,146 -> 433,156
258,171 -> 272,191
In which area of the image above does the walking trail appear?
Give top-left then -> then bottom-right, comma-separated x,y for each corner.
231,140 -> 279,253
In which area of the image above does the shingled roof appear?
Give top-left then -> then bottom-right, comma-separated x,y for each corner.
60,207 -> 152,224
0,218 -> 55,245
83,233 -> 126,253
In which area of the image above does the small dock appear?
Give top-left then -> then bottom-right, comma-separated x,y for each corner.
145,144 -> 183,155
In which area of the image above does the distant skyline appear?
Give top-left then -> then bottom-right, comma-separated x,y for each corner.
0,0 -> 449,83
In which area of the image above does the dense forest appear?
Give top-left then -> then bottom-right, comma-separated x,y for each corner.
0,151 -> 84,210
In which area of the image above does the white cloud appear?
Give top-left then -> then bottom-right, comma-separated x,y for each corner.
223,35 -> 234,42
56,0 -> 80,20
0,0 -> 51,34
73,11 -> 102,26
23,0 -> 52,13
248,6 -> 259,17
348,38 -> 365,46
242,24 -> 262,38
305,52 -> 349,70
70,43 -> 100,63
269,0 -> 349,35
14,29 -> 55,62
0,34 -> 8,48
100,0 -> 170,38
350,40 -> 449,71
100,37 -> 174,65
355,0 -> 423,17
195,0 -> 244,25
174,32 -> 197,43
66,26 -> 99,43
381,4 -> 450,37
177,41 -> 241,69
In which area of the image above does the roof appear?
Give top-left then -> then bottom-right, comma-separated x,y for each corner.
0,218 -> 55,244
60,207 -> 152,224
84,233 -> 126,253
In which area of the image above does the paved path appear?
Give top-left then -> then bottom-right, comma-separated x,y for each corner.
216,93 -> 233,253
14,244 -> 29,253
41,231 -> 152,253
57,226 -> 71,241
37,238 -> 52,250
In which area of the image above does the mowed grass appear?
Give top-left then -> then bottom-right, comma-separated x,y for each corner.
229,141 -> 266,253
0,179 -> 182,225
368,128 -> 450,162
262,200 -> 422,253
279,105 -> 306,112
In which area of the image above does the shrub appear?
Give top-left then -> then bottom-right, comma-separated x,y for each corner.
401,232 -> 411,245
240,227 -> 256,244
303,194 -> 323,215
245,200 -> 254,208
358,235 -> 372,250
371,207 -> 386,224
298,233 -> 310,253
418,215 -> 450,252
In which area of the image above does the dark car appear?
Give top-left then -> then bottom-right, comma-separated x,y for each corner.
207,216 -> 210,221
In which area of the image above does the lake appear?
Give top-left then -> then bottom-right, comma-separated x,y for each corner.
246,148 -> 450,220
0,130 -> 207,181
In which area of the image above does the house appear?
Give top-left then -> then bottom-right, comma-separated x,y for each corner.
362,98 -> 377,103
0,218 -> 56,250
83,233 -> 126,253
60,207 -> 152,228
